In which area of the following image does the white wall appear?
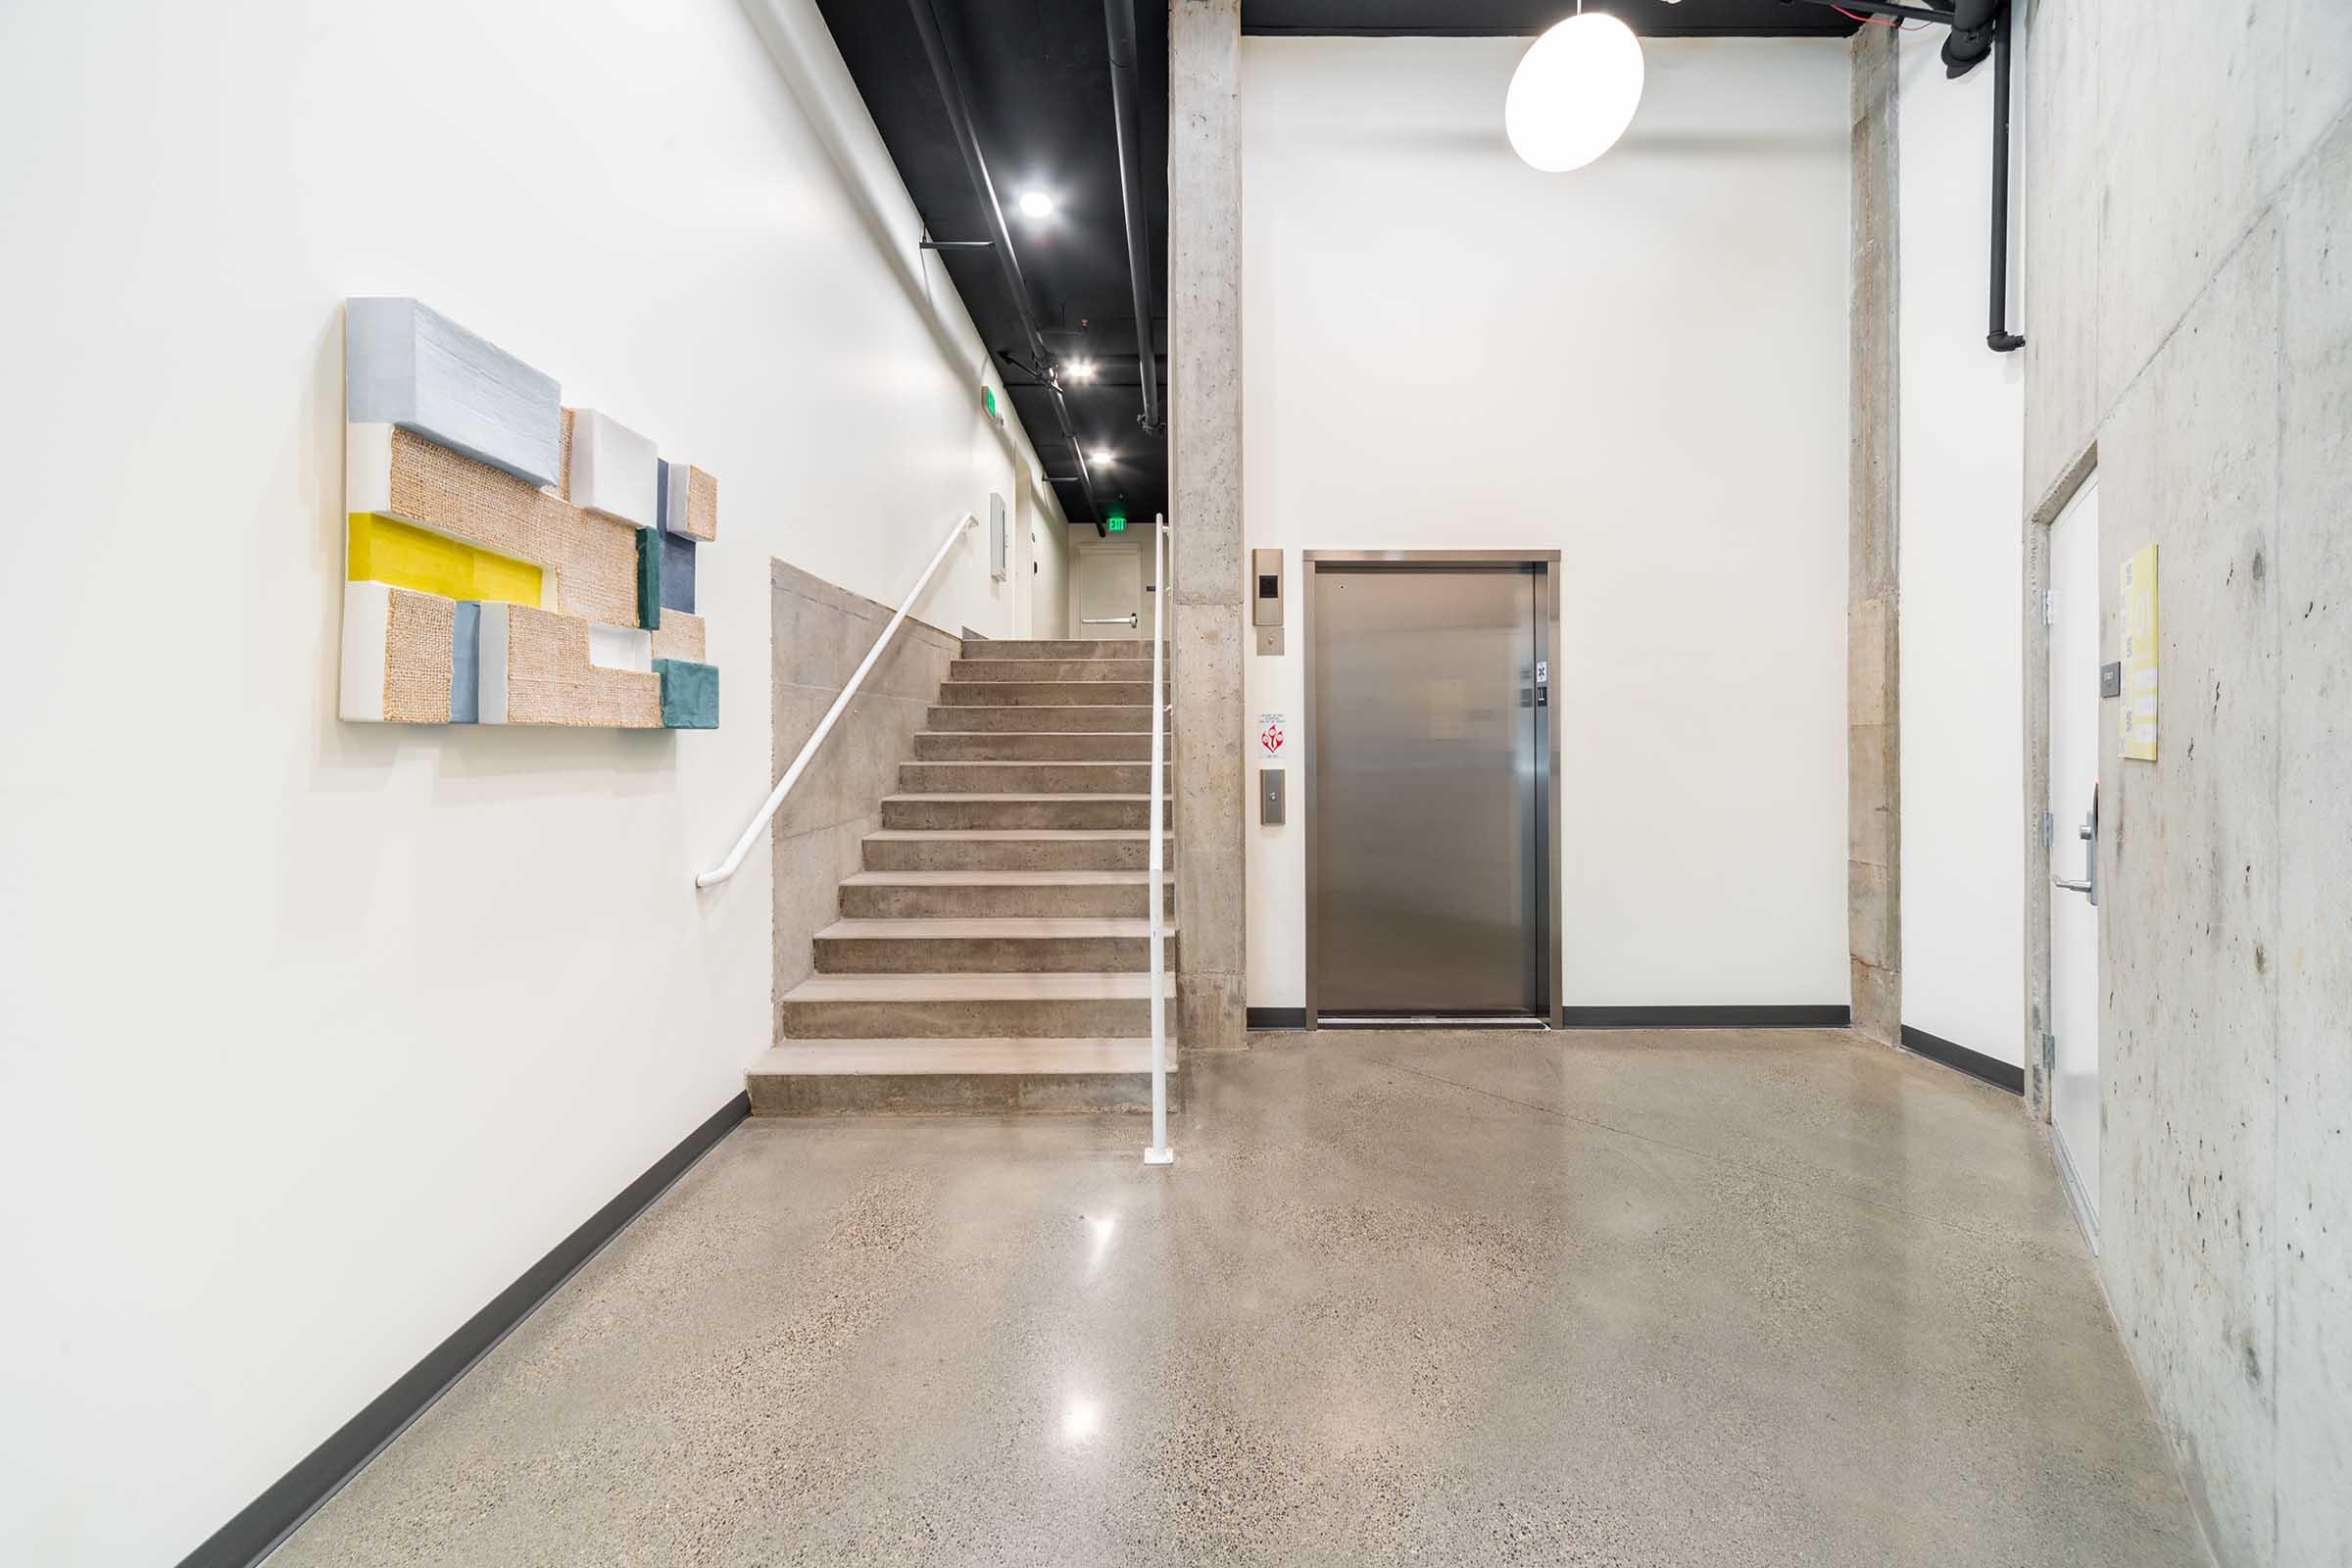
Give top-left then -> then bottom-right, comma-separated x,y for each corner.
1240,36 -> 1851,1010
1894,26 -> 2027,1065
1026,477 -> 1070,638
0,2 -> 1058,1562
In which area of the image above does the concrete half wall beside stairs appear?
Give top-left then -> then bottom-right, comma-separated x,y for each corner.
756,633 -> 1178,1115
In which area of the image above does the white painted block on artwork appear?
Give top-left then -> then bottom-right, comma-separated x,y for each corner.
345,422 -> 395,516
587,622 -> 654,673
339,580 -> 393,722
476,602 -> 513,725
566,409 -> 659,528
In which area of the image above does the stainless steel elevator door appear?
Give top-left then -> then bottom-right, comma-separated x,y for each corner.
1312,565 -> 1542,1015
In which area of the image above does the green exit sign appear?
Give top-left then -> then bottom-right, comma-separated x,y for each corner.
1105,514 -> 1127,532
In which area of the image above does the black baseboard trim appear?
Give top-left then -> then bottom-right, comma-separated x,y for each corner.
1900,1025 -> 2025,1095
1556,1004 -> 1851,1029
1252,1004 -> 1853,1031
176,1092 -> 751,1568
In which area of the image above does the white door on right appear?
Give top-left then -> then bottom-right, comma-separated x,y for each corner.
2047,475 -> 2103,1248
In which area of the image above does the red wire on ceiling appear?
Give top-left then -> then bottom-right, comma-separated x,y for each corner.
1832,5 -> 1927,25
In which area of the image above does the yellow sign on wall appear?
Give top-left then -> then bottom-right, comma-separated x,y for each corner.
2121,543 -> 2158,760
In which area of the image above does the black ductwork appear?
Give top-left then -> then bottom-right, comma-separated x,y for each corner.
1794,0 -> 2019,352
1103,0 -> 1163,436
906,0 -> 1109,531
1985,5 -> 2024,351
1939,0 -> 1995,77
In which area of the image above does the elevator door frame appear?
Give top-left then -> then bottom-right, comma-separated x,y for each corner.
1301,550 -> 1564,1028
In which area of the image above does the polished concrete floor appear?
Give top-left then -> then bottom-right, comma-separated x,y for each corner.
274,1029 -> 2210,1566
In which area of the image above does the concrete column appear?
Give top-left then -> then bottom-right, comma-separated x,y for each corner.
1168,0 -> 1246,1051
1847,26 -> 1901,1046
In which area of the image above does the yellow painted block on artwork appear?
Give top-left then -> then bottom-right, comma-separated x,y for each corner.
348,514 -> 543,607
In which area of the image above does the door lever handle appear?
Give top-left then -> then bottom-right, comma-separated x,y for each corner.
2055,802 -> 2098,904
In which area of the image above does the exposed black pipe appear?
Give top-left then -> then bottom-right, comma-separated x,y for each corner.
1940,0 -> 1995,77
905,0 -> 1107,532
1985,0 -> 2024,351
1103,0 -> 1163,435
1790,0 -> 2016,354
1813,0 -> 1951,24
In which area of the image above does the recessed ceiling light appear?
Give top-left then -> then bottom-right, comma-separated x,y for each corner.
1090,447 -> 1115,466
1016,189 -> 1055,219
1065,359 -> 1098,382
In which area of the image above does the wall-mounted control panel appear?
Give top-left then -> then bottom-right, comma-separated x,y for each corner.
1252,548 -> 1283,655
1260,766 -> 1286,825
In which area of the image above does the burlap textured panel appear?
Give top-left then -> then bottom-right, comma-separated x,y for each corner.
501,604 -> 661,727
382,587 -> 455,723
680,466 -> 718,542
384,428 -> 639,626
650,610 -> 707,663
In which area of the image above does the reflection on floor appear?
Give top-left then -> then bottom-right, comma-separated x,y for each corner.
273,1029 -> 2207,1567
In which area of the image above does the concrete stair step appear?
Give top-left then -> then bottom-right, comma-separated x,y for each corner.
911,730 -> 1157,761
839,870 -> 1173,919
776,970 -> 1176,1039
861,829 -> 1173,872
899,760 -> 1168,795
939,681 -> 1152,707
882,793 -> 1165,831
812,917 -> 1177,973
951,659 -> 1155,683
926,704 -> 1162,733
956,639 -> 1160,661
747,1037 -> 1181,1115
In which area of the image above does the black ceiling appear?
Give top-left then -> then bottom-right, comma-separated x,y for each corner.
816,1 -> 1861,532
1245,1 -> 1862,36
818,0 -> 1170,530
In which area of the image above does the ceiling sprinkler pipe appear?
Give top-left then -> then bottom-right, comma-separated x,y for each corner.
1104,0 -> 1163,435
906,0 -> 1108,531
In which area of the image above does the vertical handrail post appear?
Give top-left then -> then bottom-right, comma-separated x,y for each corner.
1144,514 -> 1174,1165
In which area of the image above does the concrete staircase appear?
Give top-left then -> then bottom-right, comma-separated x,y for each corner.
749,638 -> 1179,1115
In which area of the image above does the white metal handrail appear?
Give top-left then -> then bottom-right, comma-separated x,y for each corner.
1144,514 -> 1173,1166
696,512 -> 977,889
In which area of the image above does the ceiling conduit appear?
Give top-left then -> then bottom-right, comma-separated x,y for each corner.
906,0 -> 1109,531
1104,0 -> 1163,435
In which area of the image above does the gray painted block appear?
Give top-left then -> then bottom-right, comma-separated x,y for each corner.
449,601 -> 481,724
345,298 -> 561,488
660,530 -> 696,613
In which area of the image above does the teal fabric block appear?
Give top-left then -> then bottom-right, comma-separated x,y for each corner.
636,524 -> 662,631
656,659 -> 718,730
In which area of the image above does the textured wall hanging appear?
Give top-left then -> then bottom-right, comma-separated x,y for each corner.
337,298 -> 718,729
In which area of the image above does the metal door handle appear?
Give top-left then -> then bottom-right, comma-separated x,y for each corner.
1082,613 -> 1139,628
2054,801 -> 2097,904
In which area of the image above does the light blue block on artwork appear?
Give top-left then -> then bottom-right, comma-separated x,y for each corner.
449,601 -> 481,724
658,458 -> 692,536
345,298 -> 562,488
